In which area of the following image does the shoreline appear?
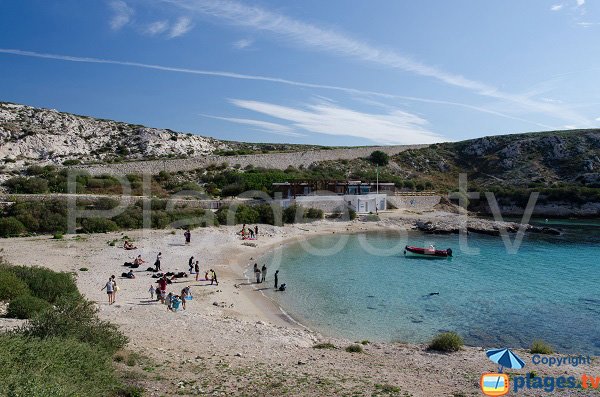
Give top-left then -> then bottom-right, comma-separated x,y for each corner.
2,211 -> 599,396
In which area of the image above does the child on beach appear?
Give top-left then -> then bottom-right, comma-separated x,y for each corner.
101,277 -> 115,304
166,292 -> 173,311
149,284 -> 155,300
195,261 -> 200,281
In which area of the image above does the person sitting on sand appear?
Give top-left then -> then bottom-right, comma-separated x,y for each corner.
171,295 -> 182,312
123,240 -> 137,250
126,270 -> 135,279
133,255 -> 146,266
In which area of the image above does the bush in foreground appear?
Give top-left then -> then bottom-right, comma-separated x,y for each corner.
22,295 -> 128,354
0,269 -> 30,300
7,265 -> 78,303
428,332 -> 464,352
0,334 -> 120,397
81,217 -> 119,233
7,295 -> 52,319
530,339 -> 553,354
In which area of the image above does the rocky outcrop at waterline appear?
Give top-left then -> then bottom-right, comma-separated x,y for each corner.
415,219 -> 561,236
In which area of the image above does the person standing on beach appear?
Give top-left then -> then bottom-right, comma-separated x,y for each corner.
111,275 -> 118,302
184,229 -> 191,244
274,270 -> 279,289
148,284 -> 155,300
261,264 -> 267,283
158,275 -> 168,304
255,225 -> 259,238
101,277 -> 114,304
180,287 -> 190,310
154,252 -> 162,271
254,264 -> 261,284
194,261 -> 200,281
188,256 -> 194,273
210,269 -> 219,285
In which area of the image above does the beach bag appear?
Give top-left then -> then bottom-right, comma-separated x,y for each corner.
124,262 -> 133,267
146,267 -> 155,272
121,272 -> 128,278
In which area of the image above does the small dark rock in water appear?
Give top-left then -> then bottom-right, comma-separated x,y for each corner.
366,306 -> 377,310
366,295 -> 375,298
528,226 -> 561,235
429,292 -> 440,296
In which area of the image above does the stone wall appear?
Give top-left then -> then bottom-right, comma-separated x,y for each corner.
74,144 -> 428,176
387,195 -> 441,211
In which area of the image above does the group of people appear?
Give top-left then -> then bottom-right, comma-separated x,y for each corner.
252,264 -> 284,291
241,224 -> 259,240
149,283 -> 192,311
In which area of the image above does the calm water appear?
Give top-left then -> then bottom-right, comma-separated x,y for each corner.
260,220 -> 600,354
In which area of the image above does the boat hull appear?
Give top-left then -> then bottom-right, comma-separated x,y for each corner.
404,245 -> 452,258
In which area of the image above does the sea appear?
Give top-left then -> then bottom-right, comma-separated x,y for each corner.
259,219 -> 600,354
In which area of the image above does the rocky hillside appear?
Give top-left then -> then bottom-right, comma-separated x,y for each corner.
392,130 -> 600,188
0,102 -> 233,168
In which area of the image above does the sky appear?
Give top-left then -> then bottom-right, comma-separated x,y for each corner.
1,1 -> 600,146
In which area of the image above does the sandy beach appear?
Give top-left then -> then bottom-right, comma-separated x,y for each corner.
1,211 -> 598,396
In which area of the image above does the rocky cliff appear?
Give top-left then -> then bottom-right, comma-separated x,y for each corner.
0,102 -> 228,168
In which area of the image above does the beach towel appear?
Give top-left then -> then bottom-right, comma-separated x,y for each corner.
184,295 -> 193,301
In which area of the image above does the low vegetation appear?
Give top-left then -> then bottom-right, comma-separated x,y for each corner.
0,260 -> 136,396
345,344 -> 364,353
313,342 -> 336,349
428,332 -> 464,352
530,339 -> 554,354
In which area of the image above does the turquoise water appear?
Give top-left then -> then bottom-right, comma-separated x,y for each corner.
260,220 -> 600,354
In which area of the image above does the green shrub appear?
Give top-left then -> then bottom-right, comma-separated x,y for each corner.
0,270 -> 30,300
4,176 -> 49,193
53,233 -> 64,239
0,334 -> 120,397
0,217 -> 27,237
428,332 -> 464,352
7,295 -> 52,319
313,342 -> 336,349
62,159 -> 81,166
361,340 -> 370,345
369,150 -> 389,166
81,217 -> 119,233
305,208 -> 324,220
530,339 -> 553,354
364,214 -> 380,222
345,344 -> 364,353
348,208 -> 357,220
22,295 -> 128,354
8,266 -> 78,303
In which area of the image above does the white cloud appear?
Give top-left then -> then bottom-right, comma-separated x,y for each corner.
550,4 -> 564,11
577,21 -> 599,27
0,48 -> 553,129
168,16 -> 193,38
166,0 -> 590,126
109,0 -> 133,30
233,38 -> 254,49
200,114 -> 305,137
230,99 -> 445,145
595,117 -> 600,121
576,0 -> 585,7
144,20 -> 169,36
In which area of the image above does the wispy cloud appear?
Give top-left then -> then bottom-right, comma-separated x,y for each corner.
109,0 -> 133,30
201,114 -> 304,137
550,4 -> 564,11
0,48 -> 553,129
144,20 -> 170,36
576,0 -> 585,7
577,21 -> 599,27
168,16 -> 193,38
233,38 -> 254,49
230,99 -> 445,145
164,0 -> 590,126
